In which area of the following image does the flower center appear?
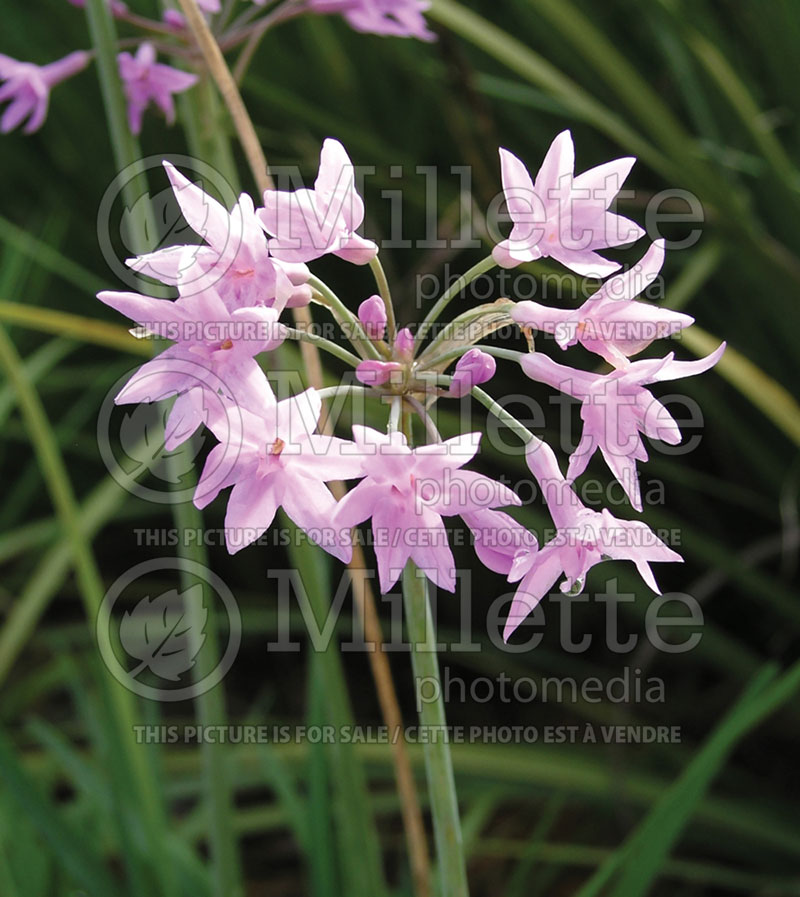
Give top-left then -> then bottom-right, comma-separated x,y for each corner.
269,438 -> 285,456
219,338 -> 234,350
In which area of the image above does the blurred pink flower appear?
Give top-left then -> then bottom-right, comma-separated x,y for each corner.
162,0 -> 220,29
67,0 -> 129,17
449,348 -> 496,397
333,428 -> 521,592
258,138 -> 378,264
0,51 -> 89,134
128,161 -> 311,310
308,0 -> 435,40
493,130 -> 645,277
117,43 -> 197,135
511,241 -> 694,367
503,441 -> 682,640
196,388 -> 364,560
520,343 -> 726,510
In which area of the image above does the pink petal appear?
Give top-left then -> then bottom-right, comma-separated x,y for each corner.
224,474 -> 282,553
534,130 -> 574,204
281,471 -> 352,563
163,161 -> 237,253
503,543 -> 563,640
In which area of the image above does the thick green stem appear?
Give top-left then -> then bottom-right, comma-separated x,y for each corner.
416,256 -> 497,345
402,561 -> 469,897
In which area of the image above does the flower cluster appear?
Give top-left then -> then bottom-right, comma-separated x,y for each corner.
2,0 -> 435,136
97,131 -> 724,641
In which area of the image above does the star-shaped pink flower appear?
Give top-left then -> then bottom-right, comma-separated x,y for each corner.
117,43 -> 197,135
503,441 -> 682,640
493,131 -> 645,277
333,428 -> 521,592
520,343 -> 726,510
98,272 -> 284,448
0,51 -> 89,134
258,138 -> 378,265
128,161 -> 310,310
196,388 -> 364,560
511,241 -> 694,367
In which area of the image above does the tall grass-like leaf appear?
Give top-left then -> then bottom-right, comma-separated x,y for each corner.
0,215 -> 107,294
681,325 -> 800,447
0,301 -> 151,356
0,327 -> 176,894
576,661 -> 800,897
0,731 -> 118,896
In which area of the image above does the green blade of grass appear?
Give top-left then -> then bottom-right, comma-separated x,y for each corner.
0,327 -> 174,895
0,300 -> 150,356
681,324 -> 800,447
0,731 -> 118,896
0,214 -> 108,295
576,659 -> 800,897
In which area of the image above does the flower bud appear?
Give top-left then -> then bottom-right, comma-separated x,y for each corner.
355,360 -> 403,386
449,348 -> 496,397
394,326 -> 414,359
358,295 -> 387,341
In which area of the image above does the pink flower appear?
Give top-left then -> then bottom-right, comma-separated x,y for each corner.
196,388 -> 364,560
162,0 -> 220,28
492,131 -> 645,277
258,138 -> 378,265
117,43 -> 197,135
128,161 -> 310,310
333,428 -> 521,592
449,348 -> 496,397
98,272 -> 285,447
308,0 -> 436,41
0,51 -> 90,134
358,294 -> 387,340
503,441 -> 682,640
520,343 -> 726,510
162,9 -> 186,29
67,0 -> 129,17
511,241 -> 694,367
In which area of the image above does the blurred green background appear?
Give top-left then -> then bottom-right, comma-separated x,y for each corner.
1,0 -> 799,895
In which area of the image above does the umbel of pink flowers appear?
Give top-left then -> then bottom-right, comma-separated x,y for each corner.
96,131 -> 724,640
1,0 -> 434,136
